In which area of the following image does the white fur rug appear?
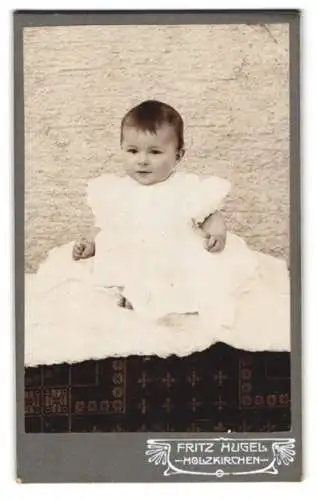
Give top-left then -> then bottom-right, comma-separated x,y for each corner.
25,244 -> 290,367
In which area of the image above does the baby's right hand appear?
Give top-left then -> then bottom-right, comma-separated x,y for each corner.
72,238 -> 95,261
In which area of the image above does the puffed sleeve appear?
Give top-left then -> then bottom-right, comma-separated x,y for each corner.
86,174 -> 117,228
191,175 -> 231,224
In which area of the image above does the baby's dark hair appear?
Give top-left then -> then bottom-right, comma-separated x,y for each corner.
120,100 -> 184,151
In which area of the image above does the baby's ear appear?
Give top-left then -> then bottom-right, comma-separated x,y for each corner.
176,148 -> 185,162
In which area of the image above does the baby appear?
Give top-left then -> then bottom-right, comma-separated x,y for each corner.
72,100 -> 227,310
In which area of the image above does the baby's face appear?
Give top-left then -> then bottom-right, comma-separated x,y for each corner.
121,124 -> 182,185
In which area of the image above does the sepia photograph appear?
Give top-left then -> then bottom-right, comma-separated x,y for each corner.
22,16 -> 293,440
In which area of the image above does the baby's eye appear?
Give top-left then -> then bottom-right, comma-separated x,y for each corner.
150,149 -> 162,155
127,148 -> 138,154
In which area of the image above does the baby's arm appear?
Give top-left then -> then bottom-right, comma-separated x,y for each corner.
200,211 -> 227,253
72,227 -> 133,309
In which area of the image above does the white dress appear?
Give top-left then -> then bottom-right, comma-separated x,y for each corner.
25,172 -> 290,367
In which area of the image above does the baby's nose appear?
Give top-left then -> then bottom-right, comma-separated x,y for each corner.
138,152 -> 149,165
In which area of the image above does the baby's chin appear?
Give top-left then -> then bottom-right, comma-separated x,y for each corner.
128,172 -> 164,185
128,171 -> 175,186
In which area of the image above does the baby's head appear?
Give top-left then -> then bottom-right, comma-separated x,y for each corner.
120,100 -> 185,185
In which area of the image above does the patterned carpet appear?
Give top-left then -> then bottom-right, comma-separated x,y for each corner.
25,342 -> 290,433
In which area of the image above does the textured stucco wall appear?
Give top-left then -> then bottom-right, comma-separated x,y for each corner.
24,24 -> 289,273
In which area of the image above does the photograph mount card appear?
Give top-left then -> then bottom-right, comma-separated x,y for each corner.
15,10 -> 301,482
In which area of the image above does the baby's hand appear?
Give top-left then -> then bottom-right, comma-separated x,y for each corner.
204,233 -> 226,253
72,238 -> 95,261
200,211 -> 227,253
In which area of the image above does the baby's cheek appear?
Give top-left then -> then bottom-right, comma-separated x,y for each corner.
126,160 -> 136,171
157,156 -> 168,168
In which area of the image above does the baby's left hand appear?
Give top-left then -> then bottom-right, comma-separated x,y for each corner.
204,233 -> 226,253
200,211 -> 227,253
